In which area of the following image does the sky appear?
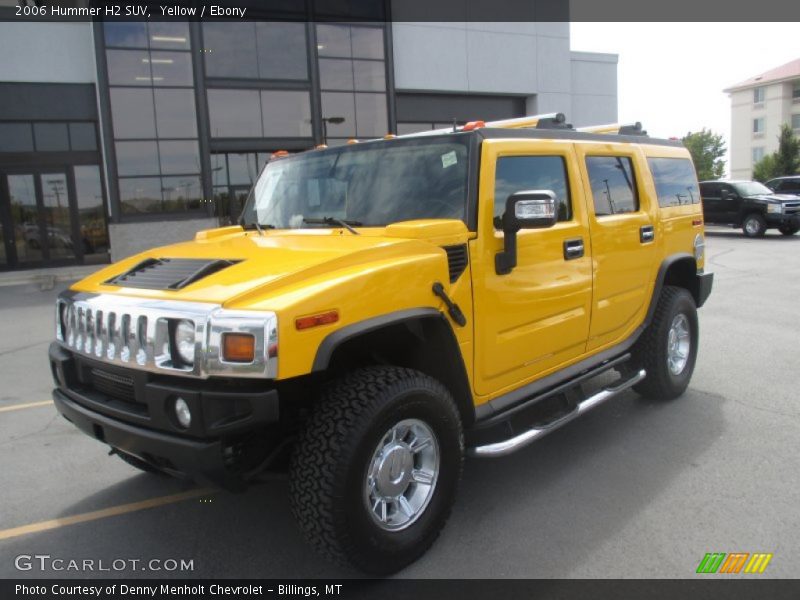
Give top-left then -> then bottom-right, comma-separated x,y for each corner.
570,23 -> 799,173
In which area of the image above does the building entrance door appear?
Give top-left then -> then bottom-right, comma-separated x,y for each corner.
0,169 -> 81,269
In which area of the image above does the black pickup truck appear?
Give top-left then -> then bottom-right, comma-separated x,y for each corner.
699,180 -> 800,237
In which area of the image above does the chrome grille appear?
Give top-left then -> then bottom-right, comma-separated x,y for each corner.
784,202 -> 800,215
55,293 -> 278,380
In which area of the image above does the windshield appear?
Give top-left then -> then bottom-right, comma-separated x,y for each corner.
240,135 -> 471,229
733,181 -> 772,196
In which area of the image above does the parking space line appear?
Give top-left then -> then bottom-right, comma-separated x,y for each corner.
0,488 -> 214,542
0,400 -> 52,413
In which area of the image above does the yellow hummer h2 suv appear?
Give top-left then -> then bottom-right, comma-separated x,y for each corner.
50,114 -> 712,574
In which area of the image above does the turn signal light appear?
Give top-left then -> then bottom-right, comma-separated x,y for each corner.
222,333 -> 256,363
296,311 -> 339,330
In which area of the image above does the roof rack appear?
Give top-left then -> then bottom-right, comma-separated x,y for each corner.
482,113 -> 573,130
577,122 -> 648,136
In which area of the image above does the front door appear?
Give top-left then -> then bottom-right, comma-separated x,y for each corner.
0,169 -> 80,269
472,140 -> 593,397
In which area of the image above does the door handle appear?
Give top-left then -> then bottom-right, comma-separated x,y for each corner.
640,225 -> 655,243
563,238 -> 584,260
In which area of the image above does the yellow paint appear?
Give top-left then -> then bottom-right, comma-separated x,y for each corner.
0,400 -> 52,413
0,488 -> 213,541
67,129 -> 703,410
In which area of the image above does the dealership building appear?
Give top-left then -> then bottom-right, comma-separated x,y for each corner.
0,12 -> 617,270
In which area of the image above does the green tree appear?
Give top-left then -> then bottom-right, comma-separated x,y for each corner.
682,129 -> 726,180
752,124 -> 800,182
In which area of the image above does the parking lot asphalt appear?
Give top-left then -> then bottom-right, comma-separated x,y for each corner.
1,226 -> 798,579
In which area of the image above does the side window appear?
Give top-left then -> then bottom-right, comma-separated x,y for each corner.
701,183 -> 720,198
721,185 -> 735,199
647,157 -> 701,206
494,156 -> 571,228
585,156 -> 639,216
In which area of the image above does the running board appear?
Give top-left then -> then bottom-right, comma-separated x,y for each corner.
468,369 -> 646,458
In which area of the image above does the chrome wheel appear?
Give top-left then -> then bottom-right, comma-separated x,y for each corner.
364,418 -> 439,531
667,313 -> 691,375
744,218 -> 759,235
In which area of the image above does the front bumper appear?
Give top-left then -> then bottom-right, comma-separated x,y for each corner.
49,342 -> 280,490
764,213 -> 800,228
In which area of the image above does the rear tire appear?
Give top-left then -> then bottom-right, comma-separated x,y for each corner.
742,214 -> 767,238
633,286 -> 699,400
289,366 -> 463,575
778,225 -> 799,236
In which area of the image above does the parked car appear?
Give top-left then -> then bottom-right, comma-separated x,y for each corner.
699,180 -> 800,237
50,114 -> 712,574
765,175 -> 800,196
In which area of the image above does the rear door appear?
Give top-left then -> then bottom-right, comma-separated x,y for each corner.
574,142 -> 658,352
700,182 -> 721,222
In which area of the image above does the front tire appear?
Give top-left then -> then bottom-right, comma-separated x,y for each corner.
742,214 -> 767,238
778,225 -> 799,236
289,367 -> 463,575
633,286 -> 699,400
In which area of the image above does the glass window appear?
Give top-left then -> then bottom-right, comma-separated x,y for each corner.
110,88 -> 156,139
115,141 -> 159,176
161,176 -> 202,211
256,22 -> 308,80
154,89 -> 197,138
207,89 -> 262,137
585,156 -> 639,216
794,83 -> 800,99
148,22 -> 190,50
33,123 -> 69,151
0,123 -> 34,152
753,117 -> 765,134
69,123 -> 97,151
351,27 -> 384,59
494,156 -> 571,225
753,87 -> 765,104
316,24 -> 352,58
149,51 -> 193,86
158,140 -> 200,175
646,157 -> 700,207
227,153 -> 261,185
260,91 -> 313,137
752,147 -> 765,164
319,58 -> 354,90
106,49 -> 152,85
792,114 -> 800,130
355,93 -> 387,137
211,154 -> 228,187
41,173 -> 76,259
7,175 -> 42,263
73,166 -> 109,258
353,60 -> 385,91
104,23 -> 147,48
203,23 -> 258,79
321,92 -> 356,137
119,177 -> 162,214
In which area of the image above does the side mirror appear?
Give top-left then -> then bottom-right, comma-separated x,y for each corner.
495,190 -> 558,275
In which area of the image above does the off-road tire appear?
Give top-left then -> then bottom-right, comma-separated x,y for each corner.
742,214 -> 767,238
289,366 -> 463,575
633,286 -> 699,400
116,450 -> 165,475
778,225 -> 799,236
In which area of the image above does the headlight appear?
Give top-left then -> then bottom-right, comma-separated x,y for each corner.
767,203 -> 783,214
173,320 -> 195,366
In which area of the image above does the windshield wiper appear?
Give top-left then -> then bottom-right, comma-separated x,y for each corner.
303,217 -> 362,235
242,222 -> 275,236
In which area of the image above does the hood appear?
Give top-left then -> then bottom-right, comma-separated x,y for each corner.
72,220 -> 471,306
748,193 -> 799,203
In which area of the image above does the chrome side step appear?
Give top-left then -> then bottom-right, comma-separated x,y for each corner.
468,369 -> 646,458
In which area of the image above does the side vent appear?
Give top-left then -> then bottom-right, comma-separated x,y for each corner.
443,245 -> 468,283
105,258 -> 241,290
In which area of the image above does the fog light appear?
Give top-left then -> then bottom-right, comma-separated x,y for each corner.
174,397 -> 192,429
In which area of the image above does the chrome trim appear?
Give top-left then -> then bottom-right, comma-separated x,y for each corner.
468,369 -> 646,458
55,293 -> 278,379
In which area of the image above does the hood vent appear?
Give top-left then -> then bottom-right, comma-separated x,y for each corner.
443,245 -> 468,283
105,258 -> 241,290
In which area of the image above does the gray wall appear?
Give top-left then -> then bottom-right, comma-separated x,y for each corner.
569,51 -> 618,127
109,218 -> 220,263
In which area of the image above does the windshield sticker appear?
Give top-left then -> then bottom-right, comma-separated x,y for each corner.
441,151 -> 458,169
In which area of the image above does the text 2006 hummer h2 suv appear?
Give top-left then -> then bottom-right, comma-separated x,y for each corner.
50,114 -> 712,574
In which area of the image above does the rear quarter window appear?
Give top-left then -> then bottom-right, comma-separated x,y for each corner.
647,157 -> 701,207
